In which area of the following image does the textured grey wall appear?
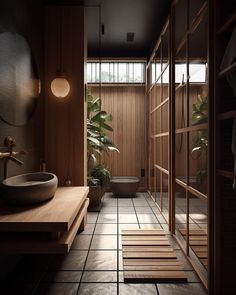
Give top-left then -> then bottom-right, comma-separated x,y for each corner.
0,0 -> 44,181
0,0 -> 44,283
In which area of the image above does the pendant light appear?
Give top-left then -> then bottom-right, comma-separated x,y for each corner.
51,8 -> 70,98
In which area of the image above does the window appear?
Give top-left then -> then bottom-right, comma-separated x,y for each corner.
151,62 -> 207,84
87,62 -> 146,84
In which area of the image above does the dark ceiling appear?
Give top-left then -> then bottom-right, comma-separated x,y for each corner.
44,0 -> 171,58
85,0 -> 171,58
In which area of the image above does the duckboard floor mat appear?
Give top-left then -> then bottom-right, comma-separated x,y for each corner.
121,229 -> 188,283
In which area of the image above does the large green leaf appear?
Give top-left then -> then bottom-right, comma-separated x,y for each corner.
91,111 -> 108,122
100,122 -> 113,132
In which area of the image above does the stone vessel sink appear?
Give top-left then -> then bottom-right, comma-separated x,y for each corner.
1,172 -> 58,205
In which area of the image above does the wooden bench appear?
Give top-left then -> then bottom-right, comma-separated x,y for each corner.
0,186 -> 89,254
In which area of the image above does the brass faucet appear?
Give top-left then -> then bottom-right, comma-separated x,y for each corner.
0,136 -> 26,179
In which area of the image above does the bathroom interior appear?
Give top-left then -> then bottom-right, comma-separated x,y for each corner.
0,0 -> 235,294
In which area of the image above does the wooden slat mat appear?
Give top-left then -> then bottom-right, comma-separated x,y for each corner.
121,229 -> 187,283
179,229 -> 208,269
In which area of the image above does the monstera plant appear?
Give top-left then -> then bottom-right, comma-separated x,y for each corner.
191,94 -> 208,183
87,93 -> 118,211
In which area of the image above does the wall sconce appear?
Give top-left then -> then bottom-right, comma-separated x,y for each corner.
51,73 -> 70,98
51,8 -> 70,98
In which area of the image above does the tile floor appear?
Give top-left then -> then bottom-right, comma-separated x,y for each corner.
1,192 -> 207,295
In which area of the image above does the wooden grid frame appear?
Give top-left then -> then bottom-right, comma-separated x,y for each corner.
147,0 -> 209,289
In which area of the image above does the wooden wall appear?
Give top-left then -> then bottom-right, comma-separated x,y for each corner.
45,6 -> 87,186
90,86 -> 147,190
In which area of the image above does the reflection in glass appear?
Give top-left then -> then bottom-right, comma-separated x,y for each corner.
175,133 -> 187,183
175,184 -> 187,236
189,130 -> 208,195
189,194 -> 208,270
155,168 -> 161,207
162,174 -> 169,221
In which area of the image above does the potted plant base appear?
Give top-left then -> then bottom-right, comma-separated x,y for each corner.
88,186 -> 103,212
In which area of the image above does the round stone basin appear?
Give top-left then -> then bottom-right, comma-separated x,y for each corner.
1,172 -> 58,205
110,176 -> 140,198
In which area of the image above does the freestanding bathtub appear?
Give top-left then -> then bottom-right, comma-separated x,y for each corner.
110,176 -> 140,198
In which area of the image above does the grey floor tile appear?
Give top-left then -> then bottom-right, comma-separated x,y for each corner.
43,271 -> 82,283
155,214 -> 167,223
119,214 -> 138,223
100,206 -> 117,213
71,234 -> 92,250
91,235 -> 118,250
97,214 -> 117,223
80,223 -> 95,234
35,283 -> 79,295
137,213 -> 158,223
49,251 -> 88,270
135,206 -> 154,214
81,271 -> 117,282
85,250 -> 117,270
139,223 -> 162,229
157,283 -> 207,295
185,271 -> 201,283
78,283 -> 117,295
119,283 -> 158,295
118,206 -> 135,214
175,250 -> 193,270
94,223 -> 117,234
133,200 -> 149,207
87,213 -> 98,223
119,223 -> 140,233
118,199 -> 134,206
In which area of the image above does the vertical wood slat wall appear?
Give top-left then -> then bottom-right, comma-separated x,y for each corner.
44,6 -> 87,186
90,86 -> 147,190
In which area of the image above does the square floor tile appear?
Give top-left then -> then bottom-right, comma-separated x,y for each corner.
118,199 -> 133,206
118,206 -> 135,214
157,283 -> 207,295
49,251 -> 88,270
155,214 -> 167,223
119,214 -> 138,223
78,283 -> 117,295
87,213 -> 98,223
137,214 -> 158,223
135,206 -> 154,214
81,271 -> 117,282
139,223 -> 162,229
133,200 -> 149,207
91,235 -> 118,250
85,250 -> 117,270
97,214 -> 117,223
94,223 -> 117,235
175,250 -> 193,270
43,271 -> 82,283
35,283 -> 79,295
71,234 -> 92,250
119,283 -> 158,295
119,223 -> 140,234
80,223 -> 95,234
100,206 -> 117,213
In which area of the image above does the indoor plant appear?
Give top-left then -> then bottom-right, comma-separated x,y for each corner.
191,94 -> 208,187
87,93 -> 118,211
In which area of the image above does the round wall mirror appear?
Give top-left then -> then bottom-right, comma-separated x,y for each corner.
0,32 -> 39,126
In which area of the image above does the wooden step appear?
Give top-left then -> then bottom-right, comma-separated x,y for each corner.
121,229 -> 187,283
123,270 -> 187,283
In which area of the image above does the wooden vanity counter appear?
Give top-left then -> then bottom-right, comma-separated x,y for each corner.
0,186 -> 89,254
